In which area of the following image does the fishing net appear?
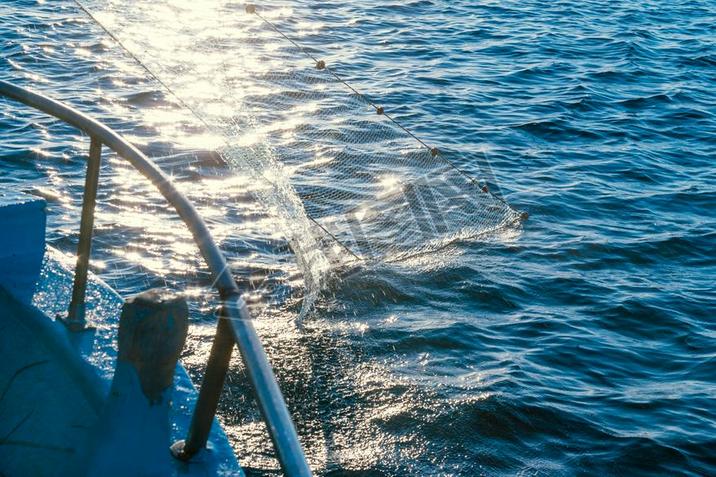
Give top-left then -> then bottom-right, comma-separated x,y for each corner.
80,1 -> 524,272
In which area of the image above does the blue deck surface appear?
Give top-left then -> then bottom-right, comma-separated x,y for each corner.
0,246 -> 241,476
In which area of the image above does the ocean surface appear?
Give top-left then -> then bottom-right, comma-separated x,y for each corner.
1,0 -> 715,475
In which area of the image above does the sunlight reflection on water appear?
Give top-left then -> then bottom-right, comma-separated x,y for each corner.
8,0 -> 713,474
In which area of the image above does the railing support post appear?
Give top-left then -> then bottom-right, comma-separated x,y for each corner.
66,136 -> 102,330
171,311 -> 235,459
172,296 -> 312,477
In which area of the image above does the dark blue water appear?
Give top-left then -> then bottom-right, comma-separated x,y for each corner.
1,1 -> 715,475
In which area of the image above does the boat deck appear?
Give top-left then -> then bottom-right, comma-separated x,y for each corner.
0,287 -> 102,476
0,250 -> 241,476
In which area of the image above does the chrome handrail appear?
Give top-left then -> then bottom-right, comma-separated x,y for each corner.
0,79 -> 312,477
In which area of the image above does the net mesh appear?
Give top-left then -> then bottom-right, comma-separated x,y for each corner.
81,1 -> 523,271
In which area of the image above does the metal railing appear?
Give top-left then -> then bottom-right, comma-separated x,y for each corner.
0,79 -> 312,477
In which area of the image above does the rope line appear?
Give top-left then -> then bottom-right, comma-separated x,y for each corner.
72,1 -> 220,159
249,5 -> 483,187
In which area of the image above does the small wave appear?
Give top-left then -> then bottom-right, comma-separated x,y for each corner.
616,92 -> 673,109
121,89 -> 166,106
682,54 -> 716,67
514,119 -> 601,140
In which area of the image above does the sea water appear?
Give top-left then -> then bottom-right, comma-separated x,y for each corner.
1,1 -> 714,475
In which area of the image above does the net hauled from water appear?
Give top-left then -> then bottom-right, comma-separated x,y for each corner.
79,1 -> 525,273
